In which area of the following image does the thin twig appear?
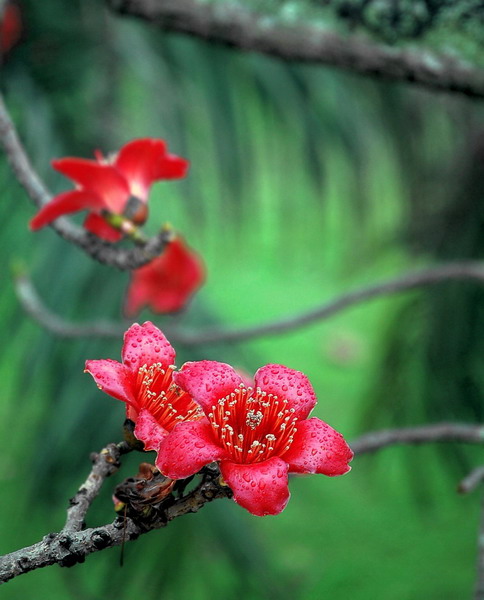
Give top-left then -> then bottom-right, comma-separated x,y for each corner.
64,442 -> 132,532
14,261 -> 484,344
0,92 -> 169,270
351,423 -> 484,455
458,466 -> 484,495
106,0 -> 484,99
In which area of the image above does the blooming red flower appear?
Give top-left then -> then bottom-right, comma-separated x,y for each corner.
156,361 -> 353,516
85,322 -> 203,449
1,3 -> 21,55
30,138 -> 188,242
125,237 -> 205,316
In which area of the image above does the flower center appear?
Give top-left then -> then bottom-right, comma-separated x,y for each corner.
134,363 -> 203,431
208,385 -> 298,464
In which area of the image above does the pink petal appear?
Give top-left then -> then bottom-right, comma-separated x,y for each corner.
254,364 -> 317,420
173,361 -> 243,415
83,213 -> 123,242
52,158 -> 130,213
156,419 -> 226,479
220,458 -> 290,517
121,321 -> 176,371
283,417 -> 353,476
134,408 -> 168,451
114,138 -> 189,200
30,190 -> 105,230
84,359 -> 135,405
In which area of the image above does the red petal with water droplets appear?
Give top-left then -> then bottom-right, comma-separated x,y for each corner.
121,321 -> 176,371
134,408 -> 169,451
83,213 -> 123,242
53,158 -> 130,213
156,419 -> 226,479
115,138 -> 189,200
84,359 -> 135,405
174,360 -> 243,414
30,190 -> 105,230
254,364 -> 317,420
283,417 -> 353,476
220,457 -> 290,516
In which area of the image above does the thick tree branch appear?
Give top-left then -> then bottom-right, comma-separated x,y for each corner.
1,421 -> 483,584
0,93 -> 169,270
106,0 -> 484,99
14,261 -> 484,344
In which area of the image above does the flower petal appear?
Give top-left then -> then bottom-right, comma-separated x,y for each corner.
115,138 -> 189,200
173,361 -> 243,415
83,213 -> 123,242
254,364 -> 317,420
124,238 -> 205,316
134,408 -> 168,451
220,458 -> 290,516
84,358 -> 135,405
121,321 -> 176,371
156,419 -> 226,479
53,158 -> 129,213
283,417 -> 353,476
30,190 -> 105,230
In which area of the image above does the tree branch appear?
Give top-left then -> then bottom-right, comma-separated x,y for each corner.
351,423 -> 484,455
14,261 -> 484,344
106,0 -> 484,99
0,92 -> 170,270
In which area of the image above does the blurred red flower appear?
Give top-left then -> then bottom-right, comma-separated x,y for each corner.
30,138 -> 188,241
85,321 -> 203,450
125,237 -> 205,316
156,360 -> 353,516
1,3 -> 21,55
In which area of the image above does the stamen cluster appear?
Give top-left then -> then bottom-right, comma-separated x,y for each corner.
208,385 -> 298,464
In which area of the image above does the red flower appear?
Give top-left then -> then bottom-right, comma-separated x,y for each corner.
30,138 -> 188,242
156,361 -> 353,516
125,237 -> 205,316
85,322 -> 203,449
1,3 -> 21,55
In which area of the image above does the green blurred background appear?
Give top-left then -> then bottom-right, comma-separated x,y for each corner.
1,1 -> 484,598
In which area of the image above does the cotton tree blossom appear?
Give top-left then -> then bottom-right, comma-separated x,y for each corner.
1,3 -> 21,55
125,237 -> 205,316
85,322 -> 202,450
157,361 -> 353,516
30,138 -> 188,241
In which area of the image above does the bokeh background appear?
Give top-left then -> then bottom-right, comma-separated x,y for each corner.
1,1 -> 484,598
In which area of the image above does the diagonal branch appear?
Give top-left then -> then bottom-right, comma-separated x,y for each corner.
0,92 -> 169,270
0,421 -> 483,583
13,261 -> 484,344
106,0 -> 484,99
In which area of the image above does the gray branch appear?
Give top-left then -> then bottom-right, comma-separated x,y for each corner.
1,421 -> 483,584
106,0 -> 484,99
0,93 -> 170,270
14,261 -> 484,344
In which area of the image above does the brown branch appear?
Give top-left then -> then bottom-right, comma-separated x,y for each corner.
0,92 -> 170,270
106,0 -> 484,99
14,261 -> 484,344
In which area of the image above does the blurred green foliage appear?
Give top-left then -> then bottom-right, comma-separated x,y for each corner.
1,0 -> 483,598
